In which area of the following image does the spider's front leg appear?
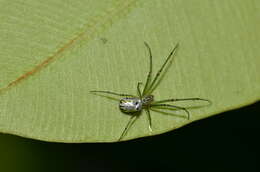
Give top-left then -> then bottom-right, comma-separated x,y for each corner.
145,109 -> 153,132
151,103 -> 190,119
145,43 -> 179,95
137,82 -> 142,98
142,42 -> 153,96
154,98 -> 212,105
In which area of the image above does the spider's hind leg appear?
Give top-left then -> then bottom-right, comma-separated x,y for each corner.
119,114 -> 139,141
90,90 -> 135,97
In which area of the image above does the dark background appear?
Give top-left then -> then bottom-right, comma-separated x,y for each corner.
0,101 -> 259,172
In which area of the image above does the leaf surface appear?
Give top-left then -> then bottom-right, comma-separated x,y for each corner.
0,0 -> 259,142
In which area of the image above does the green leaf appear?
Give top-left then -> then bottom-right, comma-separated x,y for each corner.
0,0 -> 259,142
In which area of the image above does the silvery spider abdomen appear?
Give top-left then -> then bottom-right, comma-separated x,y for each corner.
119,97 -> 142,113
119,95 -> 154,113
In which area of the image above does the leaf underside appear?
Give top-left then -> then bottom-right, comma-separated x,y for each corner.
0,0 -> 259,142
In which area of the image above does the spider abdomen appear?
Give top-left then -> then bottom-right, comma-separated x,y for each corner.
119,97 -> 142,113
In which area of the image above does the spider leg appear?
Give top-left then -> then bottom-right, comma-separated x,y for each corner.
151,103 -> 190,120
146,43 -> 179,95
137,82 -> 142,98
119,115 -> 139,141
145,109 -> 152,132
142,42 -> 153,96
153,98 -> 212,105
90,90 -> 135,97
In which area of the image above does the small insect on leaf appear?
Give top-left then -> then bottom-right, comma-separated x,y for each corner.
90,42 -> 211,141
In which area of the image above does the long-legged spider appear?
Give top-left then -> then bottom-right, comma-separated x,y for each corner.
91,42 -> 211,141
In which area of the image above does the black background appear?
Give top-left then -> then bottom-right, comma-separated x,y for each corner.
0,101 -> 259,172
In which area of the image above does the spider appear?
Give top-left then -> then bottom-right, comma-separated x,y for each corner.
90,42 -> 211,141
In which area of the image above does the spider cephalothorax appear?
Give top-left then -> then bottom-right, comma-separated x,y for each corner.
91,42 -> 211,141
